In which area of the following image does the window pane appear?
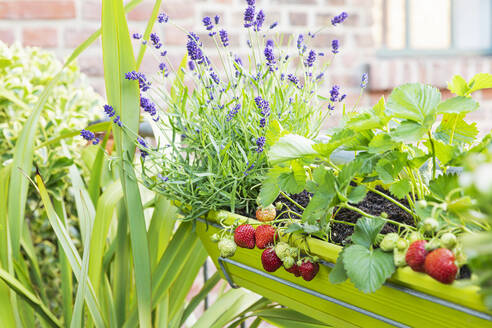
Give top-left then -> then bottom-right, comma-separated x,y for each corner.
410,0 -> 451,49
454,0 -> 491,50
385,0 -> 406,49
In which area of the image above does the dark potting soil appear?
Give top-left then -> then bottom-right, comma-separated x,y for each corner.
275,187 -> 414,245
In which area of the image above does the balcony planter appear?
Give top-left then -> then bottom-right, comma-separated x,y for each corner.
196,210 -> 492,328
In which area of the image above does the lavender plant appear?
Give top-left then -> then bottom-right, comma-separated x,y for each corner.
104,0 -> 351,219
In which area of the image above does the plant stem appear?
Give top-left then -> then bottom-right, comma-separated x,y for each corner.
280,191 -> 305,211
331,219 -> 355,227
428,131 -> 437,180
343,203 -> 416,231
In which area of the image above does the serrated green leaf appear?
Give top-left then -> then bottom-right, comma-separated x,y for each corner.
390,120 -> 428,143
386,83 -> 441,123
351,217 -> 385,248
436,96 -> 479,114
448,75 -> 469,96
368,133 -> 397,154
303,223 -> 320,234
375,152 -> 406,184
302,193 -> 334,222
284,223 -> 302,234
468,73 -> 492,94
343,245 -> 395,293
347,185 -> 367,204
278,172 -> 304,194
435,113 -> 478,145
424,138 -> 455,166
428,173 -> 459,201
355,152 -> 380,175
313,129 -> 355,157
258,167 -> 288,207
346,112 -> 381,131
329,249 -> 348,284
268,134 -> 316,165
389,180 -> 411,199
266,120 -> 287,146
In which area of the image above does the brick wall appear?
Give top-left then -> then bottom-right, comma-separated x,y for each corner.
1,0 -> 491,133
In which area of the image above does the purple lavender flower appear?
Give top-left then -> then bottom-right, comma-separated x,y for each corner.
305,50 -> 316,67
158,12 -> 169,23
159,63 -> 169,77
113,115 -> 122,127
332,39 -> 340,54
330,85 -> 340,102
328,104 -> 335,111
203,16 -> 214,30
80,129 -> 97,143
264,42 -> 276,71
150,33 -> 162,49
296,34 -> 304,49
160,50 -> 167,57
318,52 -> 325,56
246,0 -> 255,5
140,96 -> 157,116
226,103 -> 241,121
219,29 -> 229,47
186,33 -> 204,62
361,73 -> 369,88
255,96 -> 271,117
254,10 -> 265,31
132,33 -> 142,40
331,12 -> 348,26
158,173 -> 169,182
269,22 -> 278,29
316,73 -> 324,80
244,6 -> 255,28
259,117 -> 267,128
287,74 -> 300,88
210,71 -> 220,84
103,104 -> 116,118
125,71 -> 151,92
137,137 -> 148,158
256,136 -> 266,153
214,15 -> 220,24
340,94 -> 347,101
188,60 -> 195,71
243,162 -> 255,175
266,39 -> 274,48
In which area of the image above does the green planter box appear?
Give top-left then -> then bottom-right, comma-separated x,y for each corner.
196,210 -> 492,328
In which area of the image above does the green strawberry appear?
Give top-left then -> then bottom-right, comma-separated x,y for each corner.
218,238 -> 236,258
380,233 -> 399,252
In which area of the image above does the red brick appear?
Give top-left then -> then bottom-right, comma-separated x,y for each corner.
0,1 -> 75,20
162,2 -> 196,20
22,27 -> 58,47
325,0 -> 346,5
289,12 -> 307,26
0,29 -> 15,44
82,1 -> 100,20
354,33 -> 374,48
311,33 -> 344,48
63,27 -> 99,49
481,89 -> 492,100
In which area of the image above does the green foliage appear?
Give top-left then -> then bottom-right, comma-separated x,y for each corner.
330,218 -> 395,293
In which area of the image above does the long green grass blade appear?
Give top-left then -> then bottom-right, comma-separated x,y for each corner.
35,174 -> 106,328
135,0 -> 162,69
88,181 -> 123,295
0,268 -> 61,328
179,272 -> 221,327
101,0 -> 152,326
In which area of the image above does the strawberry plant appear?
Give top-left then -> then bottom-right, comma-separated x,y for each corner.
257,73 -> 492,292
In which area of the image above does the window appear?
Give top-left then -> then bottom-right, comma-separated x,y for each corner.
376,0 -> 492,55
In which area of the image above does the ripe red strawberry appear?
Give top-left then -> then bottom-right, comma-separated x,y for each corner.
234,224 -> 255,249
299,261 -> 320,281
256,205 -> 276,222
261,248 -> 283,272
406,240 -> 428,272
285,264 -> 301,277
255,225 -> 276,249
424,248 -> 458,284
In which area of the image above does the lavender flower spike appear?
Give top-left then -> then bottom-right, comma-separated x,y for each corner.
219,29 -> 229,47
332,39 -> 340,54
331,12 -> 348,26
305,50 -> 316,67
244,6 -> 255,28
157,12 -> 169,23
361,73 -> 369,89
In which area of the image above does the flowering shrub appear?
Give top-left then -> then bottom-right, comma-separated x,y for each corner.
104,0 -> 354,219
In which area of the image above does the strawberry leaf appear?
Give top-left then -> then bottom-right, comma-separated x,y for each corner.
436,96 -> 479,114
343,245 -> 395,293
389,179 -> 412,199
329,249 -> 348,284
448,75 -> 469,96
386,83 -> 441,124
351,217 -> 385,248
347,185 -> 367,204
